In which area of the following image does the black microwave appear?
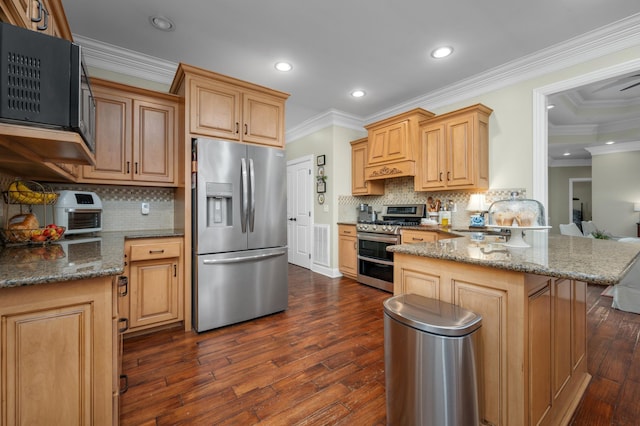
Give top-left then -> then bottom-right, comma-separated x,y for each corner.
0,22 -> 95,153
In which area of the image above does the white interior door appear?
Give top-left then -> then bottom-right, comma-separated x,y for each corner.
286,156 -> 312,268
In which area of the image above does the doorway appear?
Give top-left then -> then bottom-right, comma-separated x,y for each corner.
569,178 -> 592,226
286,155 -> 313,269
532,58 -> 640,212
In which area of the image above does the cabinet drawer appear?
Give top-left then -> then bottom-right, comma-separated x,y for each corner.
401,229 -> 438,243
339,224 -> 357,237
129,241 -> 181,261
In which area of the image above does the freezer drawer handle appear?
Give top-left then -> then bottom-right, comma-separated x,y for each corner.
203,250 -> 286,265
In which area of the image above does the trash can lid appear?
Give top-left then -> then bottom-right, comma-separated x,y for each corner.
383,294 -> 482,337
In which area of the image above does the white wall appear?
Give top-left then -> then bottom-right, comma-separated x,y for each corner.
286,126 -> 365,271
592,151 -> 640,236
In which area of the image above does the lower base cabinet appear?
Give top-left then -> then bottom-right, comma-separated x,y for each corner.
394,253 -> 589,426
338,225 -> 357,279
120,237 -> 184,334
0,277 -> 116,425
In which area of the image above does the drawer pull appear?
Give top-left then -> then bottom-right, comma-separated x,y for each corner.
149,249 -> 165,254
119,374 -> 129,394
117,276 -> 128,297
118,317 -> 129,333
412,237 -> 424,241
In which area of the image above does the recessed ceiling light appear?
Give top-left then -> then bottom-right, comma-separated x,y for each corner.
274,62 -> 293,72
563,152 -> 571,156
431,46 -> 453,59
547,104 -> 556,110
149,15 -> 175,32
351,90 -> 366,98
605,140 -> 615,145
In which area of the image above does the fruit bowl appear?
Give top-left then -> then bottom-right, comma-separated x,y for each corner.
1,225 -> 66,244
2,179 -> 58,205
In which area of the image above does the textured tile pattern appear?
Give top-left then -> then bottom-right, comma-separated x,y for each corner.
338,176 -> 526,226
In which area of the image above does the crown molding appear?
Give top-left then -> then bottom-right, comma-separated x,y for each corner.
74,34 -> 178,85
285,109 -> 365,143
585,140 -> 640,156
548,158 -> 592,167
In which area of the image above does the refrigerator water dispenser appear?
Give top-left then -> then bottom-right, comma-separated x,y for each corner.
206,182 -> 232,226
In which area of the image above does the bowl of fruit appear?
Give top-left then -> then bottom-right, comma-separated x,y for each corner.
29,224 -> 66,243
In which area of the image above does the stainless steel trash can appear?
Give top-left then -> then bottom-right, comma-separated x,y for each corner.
384,293 -> 482,426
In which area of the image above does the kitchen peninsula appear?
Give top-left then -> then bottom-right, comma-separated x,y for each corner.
389,233 -> 640,426
0,230 -> 183,425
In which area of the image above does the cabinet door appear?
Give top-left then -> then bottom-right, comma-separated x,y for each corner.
351,139 -> 384,195
190,78 -> 241,141
446,114 -> 475,188
529,285 -> 552,426
83,90 -> 132,180
133,98 -> 176,184
368,120 -> 408,165
242,92 -> 285,148
395,267 -> 440,299
4,302 -> 93,425
415,122 -> 446,190
454,282 -> 508,426
338,225 -> 357,279
129,258 -> 180,328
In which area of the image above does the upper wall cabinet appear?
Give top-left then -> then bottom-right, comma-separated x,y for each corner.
0,0 -> 72,40
415,104 -> 492,191
350,137 -> 384,195
171,63 -> 289,149
79,78 -> 180,187
363,108 -> 434,180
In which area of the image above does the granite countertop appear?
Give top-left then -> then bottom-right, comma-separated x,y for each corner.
0,229 -> 184,289
388,233 -> 640,285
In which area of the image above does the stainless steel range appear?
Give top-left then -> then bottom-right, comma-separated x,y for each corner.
356,204 -> 426,292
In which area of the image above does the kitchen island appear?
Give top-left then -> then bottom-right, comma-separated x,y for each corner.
0,229 -> 183,426
388,233 -> 640,426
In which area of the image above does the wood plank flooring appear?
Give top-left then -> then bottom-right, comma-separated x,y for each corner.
120,265 -> 640,425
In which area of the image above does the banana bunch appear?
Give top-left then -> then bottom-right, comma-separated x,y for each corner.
7,180 -> 57,204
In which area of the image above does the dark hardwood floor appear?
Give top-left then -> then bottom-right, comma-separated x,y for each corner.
120,265 -> 640,425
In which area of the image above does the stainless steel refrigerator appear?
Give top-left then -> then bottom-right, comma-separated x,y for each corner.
192,137 -> 288,332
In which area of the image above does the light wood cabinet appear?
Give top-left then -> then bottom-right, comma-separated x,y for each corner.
401,229 -> 439,243
350,138 -> 384,195
338,224 -> 358,279
393,253 -> 590,426
0,0 -> 72,40
80,78 -> 179,186
172,64 -> 289,149
415,104 -> 492,191
363,108 -> 434,181
0,276 -> 115,425
120,237 -> 184,333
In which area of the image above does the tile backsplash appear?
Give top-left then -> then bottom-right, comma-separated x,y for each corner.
338,176 -> 525,227
0,175 -> 175,232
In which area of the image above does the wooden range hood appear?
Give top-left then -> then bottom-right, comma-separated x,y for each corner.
363,108 -> 434,180
0,123 -> 95,181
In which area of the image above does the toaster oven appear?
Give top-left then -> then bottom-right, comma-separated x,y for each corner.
53,190 -> 102,235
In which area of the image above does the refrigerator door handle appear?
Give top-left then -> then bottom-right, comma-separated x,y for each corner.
241,157 -> 248,233
202,249 -> 287,265
249,158 -> 256,232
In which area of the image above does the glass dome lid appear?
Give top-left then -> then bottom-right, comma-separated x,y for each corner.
487,194 -> 546,227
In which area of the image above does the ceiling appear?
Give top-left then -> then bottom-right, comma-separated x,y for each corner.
60,0 -> 640,159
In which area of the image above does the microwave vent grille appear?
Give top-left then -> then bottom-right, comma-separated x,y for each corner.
6,52 -> 41,114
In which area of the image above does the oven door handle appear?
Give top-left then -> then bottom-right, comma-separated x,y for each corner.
358,255 -> 394,266
357,233 -> 399,244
